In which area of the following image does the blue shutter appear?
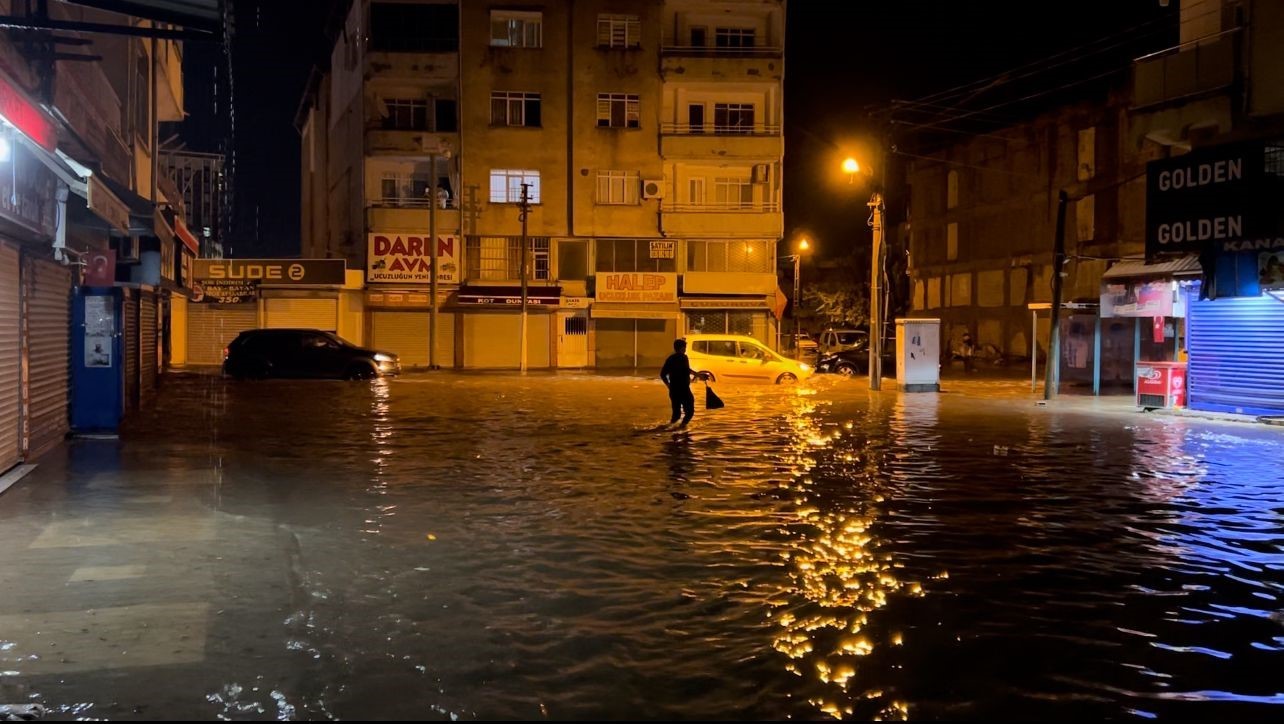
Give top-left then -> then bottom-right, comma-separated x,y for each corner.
1188,294 -> 1284,416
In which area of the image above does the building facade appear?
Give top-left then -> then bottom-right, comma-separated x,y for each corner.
298,0 -> 785,369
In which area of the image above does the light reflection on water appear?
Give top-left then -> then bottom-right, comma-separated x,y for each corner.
0,373 -> 1282,720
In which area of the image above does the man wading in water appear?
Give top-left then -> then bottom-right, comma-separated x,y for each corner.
660,338 -> 701,428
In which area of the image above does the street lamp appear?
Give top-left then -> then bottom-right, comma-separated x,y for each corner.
840,156 -> 884,391
781,237 -> 811,357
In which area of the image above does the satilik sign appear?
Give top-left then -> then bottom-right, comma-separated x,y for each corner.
367,233 -> 460,285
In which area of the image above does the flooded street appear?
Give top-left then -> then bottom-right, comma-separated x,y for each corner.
3,372 -> 1284,720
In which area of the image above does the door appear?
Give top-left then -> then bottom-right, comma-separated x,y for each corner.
558,311 -> 588,367
298,331 -> 347,378
687,104 -> 705,134
736,340 -> 776,381
690,26 -> 706,47
0,242 -> 20,472
24,258 -> 72,458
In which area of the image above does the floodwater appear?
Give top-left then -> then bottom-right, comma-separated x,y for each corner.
2,372 -> 1284,720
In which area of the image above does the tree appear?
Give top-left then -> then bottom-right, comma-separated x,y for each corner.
801,268 -> 869,328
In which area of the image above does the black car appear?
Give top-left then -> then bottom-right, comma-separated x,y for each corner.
224,329 -> 401,380
816,341 -> 896,377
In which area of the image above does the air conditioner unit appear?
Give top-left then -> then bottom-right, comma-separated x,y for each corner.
641,179 -> 664,200
751,164 -> 770,184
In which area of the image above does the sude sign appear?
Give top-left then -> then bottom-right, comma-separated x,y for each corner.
193,259 -> 347,286
1145,141 -> 1279,257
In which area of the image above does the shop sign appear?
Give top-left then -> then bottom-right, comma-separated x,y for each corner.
87,176 -> 131,234
0,143 -> 55,237
0,71 -> 56,152
192,279 -> 258,304
596,272 -> 677,303
367,233 -> 460,285
1209,236 -> 1284,298
459,286 -> 561,305
680,298 -> 769,309
1100,279 -> 1174,318
194,258 -> 346,285
1146,141 -> 1284,257
561,296 -> 591,308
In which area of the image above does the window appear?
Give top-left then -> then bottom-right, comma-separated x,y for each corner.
596,171 -> 639,205
687,240 -> 773,273
489,169 -> 541,203
491,10 -> 542,48
491,91 -> 541,127
946,170 -> 958,209
558,240 -> 588,280
466,236 -> 550,280
371,3 -> 459,52
597,14 -> 640,48
692,339 -> 738,357
946,222 -> 958,261
713,103 -> 754,134
715,27 -> 755,49
597,93 -> 640,129
690,27 -> 707,47
713,177 -> 753,208
434,98 -> 458,132
383,99 -> 428,131
687,178 -> 706,205
379,172 -> 432,206
595,239 -> 676,273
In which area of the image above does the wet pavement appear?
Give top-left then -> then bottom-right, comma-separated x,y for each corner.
2,371 -> 1284,720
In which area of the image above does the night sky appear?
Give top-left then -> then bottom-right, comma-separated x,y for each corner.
185,0 -> 1178,260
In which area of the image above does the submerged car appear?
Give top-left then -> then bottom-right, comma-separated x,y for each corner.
224,329 -> 401,380
686,334 -> 812,384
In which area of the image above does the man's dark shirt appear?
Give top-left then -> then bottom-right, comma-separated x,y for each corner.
661,352 -> 693,391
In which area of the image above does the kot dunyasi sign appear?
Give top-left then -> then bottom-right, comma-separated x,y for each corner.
367,233 -> 460,285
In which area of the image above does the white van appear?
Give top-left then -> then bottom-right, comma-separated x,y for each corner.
686,334 -> 813,384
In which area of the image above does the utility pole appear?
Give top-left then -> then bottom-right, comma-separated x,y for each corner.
427,152 -> 438,369
868,191 -> 885,391
518,183 -> 531,372
793,252 -> 801,354
1044,190 -> 1069,400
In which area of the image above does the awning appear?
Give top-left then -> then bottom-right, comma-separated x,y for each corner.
97,174 -> 156,235
1103,254 -> 1203,280
173,215 -> 201,255
591,302 -> 680,320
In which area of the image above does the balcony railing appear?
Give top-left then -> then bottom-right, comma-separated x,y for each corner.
661,44 -> 782,57
1132,28 -> 1238,109
371,197 -> 460,209
660,123 -> 781,136
663,201 -> 780,213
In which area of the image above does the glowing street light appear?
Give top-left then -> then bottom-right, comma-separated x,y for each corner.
839,156 -> 885,390
842,157 -> 860,176
790,237 -> 812,356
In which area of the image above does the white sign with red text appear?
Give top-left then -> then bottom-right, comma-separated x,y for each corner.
367,233 -> 460,285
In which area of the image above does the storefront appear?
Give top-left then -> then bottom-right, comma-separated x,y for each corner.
367,290 -> 455,368
366,232 -> 460,368
1146,139 -> 1284,416
186,302 -> 257,365
1,241 -> 21,471
456,286 -> 559,368
680,297 -> 775,346
591,272 -> 679,369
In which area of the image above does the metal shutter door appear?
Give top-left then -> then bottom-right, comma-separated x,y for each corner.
24,258 -> 71,458
139,291 -> 158,401
0,243 -> 21,471
463,314 -> 516,368
437,311 -> 455,368
265,298 -> 337,331
123,292 -> 138,411
594,318 -> 635,368
526,314 -> 550,368
1188,295 -> 1284,416
371,311 -> 430,367
187,304 -> 258,365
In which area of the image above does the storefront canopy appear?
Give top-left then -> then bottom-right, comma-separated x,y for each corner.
1103,254 -> 1203,280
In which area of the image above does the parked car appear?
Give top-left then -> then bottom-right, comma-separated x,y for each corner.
818,328 -> 869,357
686,334 -> 813,384
793,331 -> 819,358
816,339 -> 896,377
224,329 -> 401,380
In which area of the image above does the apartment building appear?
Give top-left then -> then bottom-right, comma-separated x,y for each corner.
298,0 -> 785,368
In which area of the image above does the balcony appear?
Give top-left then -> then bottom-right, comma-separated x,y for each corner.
366,50 -> 458,82
661,45 -> 782,58
660,201 -> 782,237
367,201 -> 461,235
1132,29 -> 1238,109
660,43 -> 783,81
366,129 -> 458,156
660,123 -> 782,159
